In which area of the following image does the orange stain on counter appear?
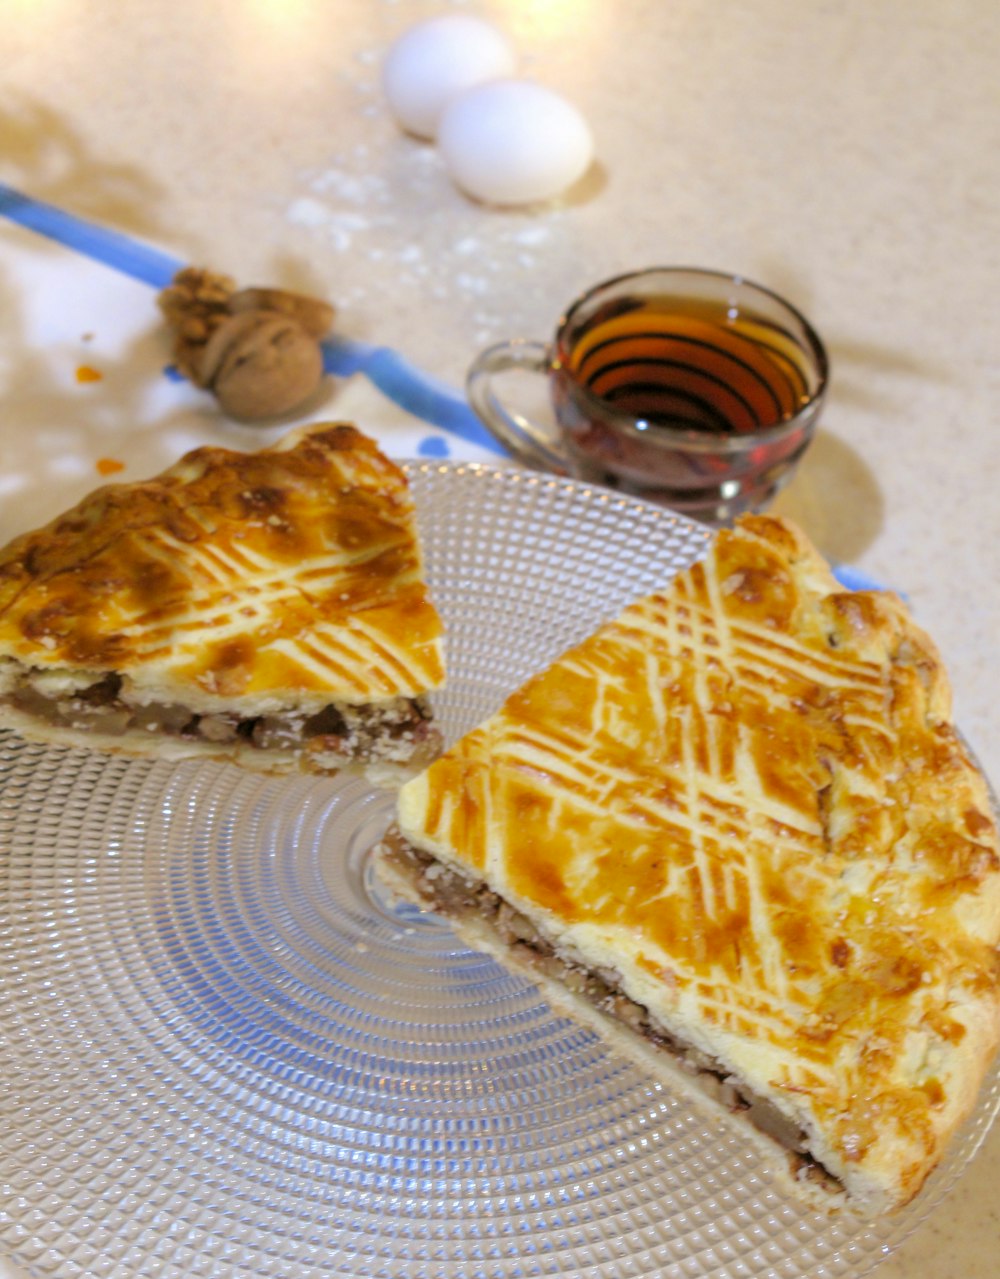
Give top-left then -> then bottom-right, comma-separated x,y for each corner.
76,365 -> 103,383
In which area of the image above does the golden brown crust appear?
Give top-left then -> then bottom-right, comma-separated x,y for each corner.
395,513 -> 1000,1213
0,423 -> 445,774
375,833 -> 848,1215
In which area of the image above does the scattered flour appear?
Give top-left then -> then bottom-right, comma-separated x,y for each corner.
282,41 -> 581,355
513,225 -> 552,246
286,149 -> 571,307
287,197 -> 335,229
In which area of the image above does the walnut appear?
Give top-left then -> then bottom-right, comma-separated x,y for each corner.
157,267 -> 236,384
228,287 -> 334,339
158,267 -> 335,421
201,312 -> 325,422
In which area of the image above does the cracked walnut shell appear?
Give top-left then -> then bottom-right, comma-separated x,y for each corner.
158,268 -> 335,422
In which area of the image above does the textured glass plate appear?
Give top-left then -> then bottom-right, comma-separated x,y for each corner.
0,462 -> 997,1279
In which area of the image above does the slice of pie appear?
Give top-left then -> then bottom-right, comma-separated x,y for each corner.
0,423 -> 445,779
377,513 -> 1000,1213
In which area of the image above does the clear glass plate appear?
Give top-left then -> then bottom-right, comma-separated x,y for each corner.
0,461 -> 997,1279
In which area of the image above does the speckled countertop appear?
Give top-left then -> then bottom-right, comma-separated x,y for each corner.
2,2 -> 999,1276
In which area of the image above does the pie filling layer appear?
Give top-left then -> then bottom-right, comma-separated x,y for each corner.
380,830 -> 841,1198
2,666 -> 439,768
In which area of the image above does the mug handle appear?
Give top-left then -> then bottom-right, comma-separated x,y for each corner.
466,339 -> 573,474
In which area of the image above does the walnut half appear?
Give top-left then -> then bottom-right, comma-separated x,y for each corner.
158,268 -> 335,423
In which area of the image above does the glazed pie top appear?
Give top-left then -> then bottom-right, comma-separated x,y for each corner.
397,513 -> 1000,1211
0,423 -> 445,714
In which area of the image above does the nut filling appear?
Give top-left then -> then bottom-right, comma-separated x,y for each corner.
381,830 -> 842,1198
6,668 -> 439,768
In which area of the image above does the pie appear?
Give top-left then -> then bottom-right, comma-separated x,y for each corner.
0,423 -> 445,779
377,513 -> 1000,1213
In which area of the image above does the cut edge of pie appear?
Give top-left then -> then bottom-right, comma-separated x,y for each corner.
376,513 -> 1000,1215
0,422 -> 445,780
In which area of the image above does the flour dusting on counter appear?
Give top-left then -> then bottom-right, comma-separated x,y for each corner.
286,138 -> 572,341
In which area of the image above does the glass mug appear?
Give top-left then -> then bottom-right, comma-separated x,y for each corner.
466,267 -> 829,523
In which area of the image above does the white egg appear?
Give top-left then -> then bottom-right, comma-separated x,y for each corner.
381,15 -> 517,140
438,79 -> 594,207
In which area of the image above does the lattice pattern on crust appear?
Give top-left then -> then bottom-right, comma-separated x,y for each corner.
397,513 -> 1000,1212
0,424 -> 445,710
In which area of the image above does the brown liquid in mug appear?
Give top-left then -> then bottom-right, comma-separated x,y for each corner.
566,296 -> 815,435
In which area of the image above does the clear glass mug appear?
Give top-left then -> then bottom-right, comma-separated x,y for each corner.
466,267 -> 829,524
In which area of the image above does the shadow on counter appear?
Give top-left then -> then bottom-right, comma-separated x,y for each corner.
771,427 -> 884,567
